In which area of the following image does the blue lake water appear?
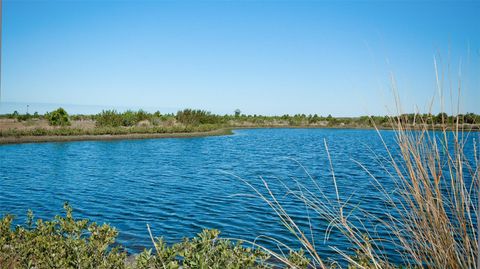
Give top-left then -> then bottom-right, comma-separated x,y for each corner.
0,128 -> 477,263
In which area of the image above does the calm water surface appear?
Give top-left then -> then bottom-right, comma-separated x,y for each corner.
0,128 -> 477,263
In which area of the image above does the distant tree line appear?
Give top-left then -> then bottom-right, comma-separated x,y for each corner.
363,113 -> 480,126
2,110 -> 41,121
1,108 -> 71,126
95,109 -> 229,127
2,108 -> 479,128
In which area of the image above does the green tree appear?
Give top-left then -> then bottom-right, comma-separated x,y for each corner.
8,111 -> 19,119
45,108 -> 70,126
464,113 -> 477,124
435,112 -> 448,124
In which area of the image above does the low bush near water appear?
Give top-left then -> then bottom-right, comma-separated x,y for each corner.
0,205 -> 313,269
0,204 -> 126,268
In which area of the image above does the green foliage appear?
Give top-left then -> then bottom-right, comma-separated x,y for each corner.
0,207 -> 312,269
16,113 -> 32,122
95,110 -> 124,127
463,112 -> 479,124
0,124 -> 223,138
121,110 -> 138,127
45,108 -> 71,126
435,112 -> 448,124
95,110 -> 160,127
0,203 -> 126,268
70,114 -> 92,121
176,109 -> 224,125
137,229 -> 271,268
4,111 -> 40,122
135,110 -> 149,123
286,249 -> 310,268
345,235 -> 379,269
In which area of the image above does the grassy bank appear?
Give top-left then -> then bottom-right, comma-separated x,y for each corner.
0,125 -> 232,145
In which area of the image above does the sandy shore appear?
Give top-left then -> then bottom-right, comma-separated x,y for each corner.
0,128 -> 233,145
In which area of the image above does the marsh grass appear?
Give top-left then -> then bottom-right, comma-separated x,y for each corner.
243,66 -> 479,268
0,124 -> 222,138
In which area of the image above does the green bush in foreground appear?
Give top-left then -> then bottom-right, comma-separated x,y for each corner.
137,230 -> 272,269
0,203 -> 125,269
0,205 -> 311,269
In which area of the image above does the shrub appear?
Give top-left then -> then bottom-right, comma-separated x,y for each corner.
121,110 -> 138,126
16,113 -> 31,122
135,110 -> 149,123
45,108 -> 71,126
5,111 -> 41,122
96,110 -> 153,127
137,229 -> 272,268
0,203 -> 126,268
96,110 -> 124,127
10,111 -> 19,119
0,206 -> 312,268
176,109 -> 223,125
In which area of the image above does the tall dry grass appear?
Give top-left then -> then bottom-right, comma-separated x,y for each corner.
366,113 -> 478,268
246,64 -> 479,268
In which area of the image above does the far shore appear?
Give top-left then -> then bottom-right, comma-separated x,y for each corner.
2,110 -> 479,145
1,124 -> 478,145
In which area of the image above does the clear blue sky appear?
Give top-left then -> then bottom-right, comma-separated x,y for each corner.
1,0 -> 479,116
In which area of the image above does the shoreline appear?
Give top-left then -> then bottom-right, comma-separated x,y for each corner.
0,128 -> 233,145
1,124 -> 478,145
